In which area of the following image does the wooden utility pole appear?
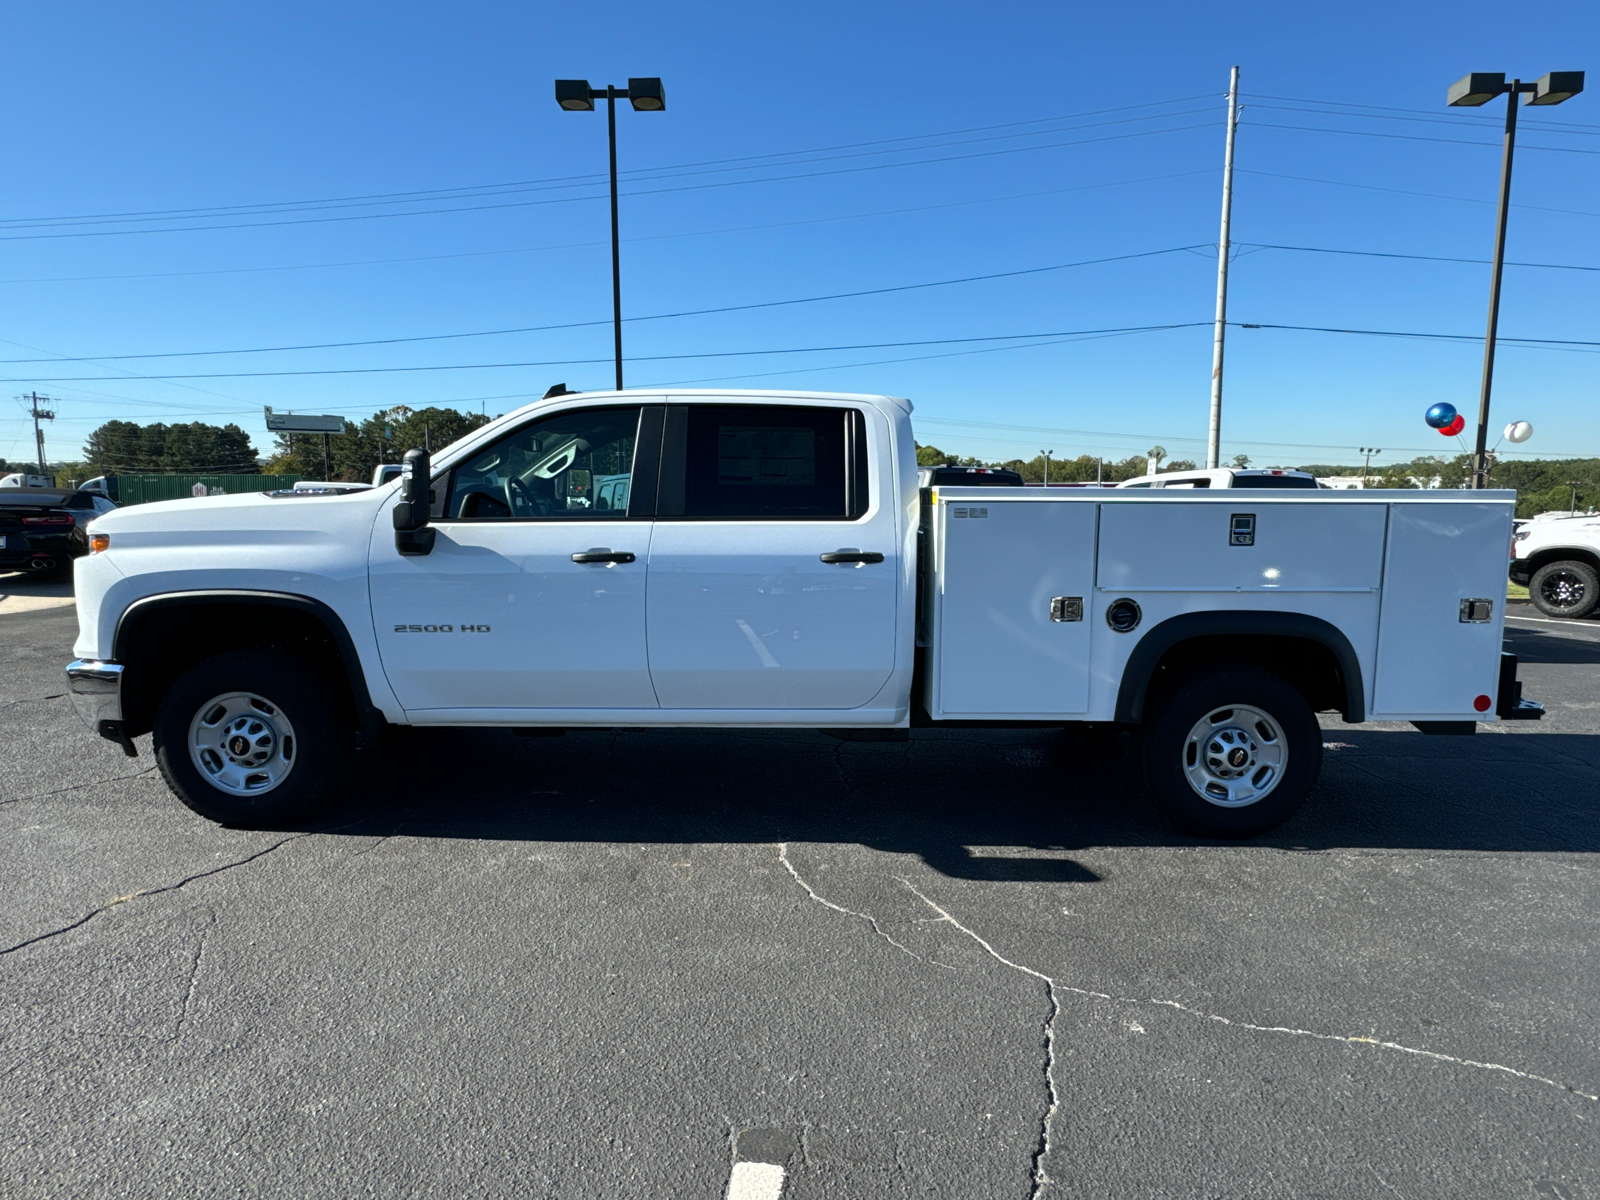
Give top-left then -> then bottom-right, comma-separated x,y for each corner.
1207,67 -> 1240,470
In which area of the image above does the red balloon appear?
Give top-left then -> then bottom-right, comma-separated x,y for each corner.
1440,415 -> 1466,437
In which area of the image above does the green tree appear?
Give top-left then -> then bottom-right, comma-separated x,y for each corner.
914,442 -> 953,466
274,404 -> 494,481
84,419 -> 258,474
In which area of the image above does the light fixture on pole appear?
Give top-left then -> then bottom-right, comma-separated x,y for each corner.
1041,449 -> 1052,486
1359,446 -> 1381,486
555,77 -> 667,392
1447,70 -> 1583,488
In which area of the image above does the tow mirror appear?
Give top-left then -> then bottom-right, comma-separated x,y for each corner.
393,448 -> 436,556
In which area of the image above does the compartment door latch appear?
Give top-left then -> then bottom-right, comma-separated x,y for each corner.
1050,596 -> 1084,622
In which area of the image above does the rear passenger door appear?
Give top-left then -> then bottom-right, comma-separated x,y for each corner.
644,402 -> 898,710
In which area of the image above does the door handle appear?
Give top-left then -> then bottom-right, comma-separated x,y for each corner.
571,548 -> 636,564
820,549 -> 884,564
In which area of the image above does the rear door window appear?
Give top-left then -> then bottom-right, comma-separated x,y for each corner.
670,405 -> 867,520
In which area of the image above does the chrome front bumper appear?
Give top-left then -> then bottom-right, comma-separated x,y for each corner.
64,660 -> 133,754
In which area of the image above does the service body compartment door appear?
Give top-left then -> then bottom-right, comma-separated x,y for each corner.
1372,501 -> 1511,717
934,499 -> 1096,716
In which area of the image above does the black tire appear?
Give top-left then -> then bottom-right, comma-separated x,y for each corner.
1529,560 -> 1600,620
153,651 -> 345,827
1141,665 -> 1322,838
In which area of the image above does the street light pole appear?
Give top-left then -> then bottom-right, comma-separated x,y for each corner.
606,85 -> 623,392
1473,81 -> 1520,491
556,77 -> 666,393
1359,446 -> 1381,486
1448,70 -> 1584,487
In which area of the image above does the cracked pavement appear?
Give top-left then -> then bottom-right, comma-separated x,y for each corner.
2,602 -> 1598,1198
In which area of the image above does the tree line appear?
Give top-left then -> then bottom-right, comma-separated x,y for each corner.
919,444 -> 1599,516
264,405 -> 492,481
57,416 -> 1600,517
72,405 -> 493,482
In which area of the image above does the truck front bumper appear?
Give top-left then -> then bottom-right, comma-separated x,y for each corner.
64,660 -> 137,756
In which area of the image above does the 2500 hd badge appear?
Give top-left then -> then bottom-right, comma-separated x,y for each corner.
393,624 -> 492,633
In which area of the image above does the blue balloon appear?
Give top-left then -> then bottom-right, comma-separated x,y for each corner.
1425,402 -> 1458,430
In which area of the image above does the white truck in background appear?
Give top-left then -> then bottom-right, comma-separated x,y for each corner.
65,389 -> 1541,838
1511,510 -> 1600,619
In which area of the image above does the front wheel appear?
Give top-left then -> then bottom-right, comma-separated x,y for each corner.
1141,666 -> 1323,838
154,651 -> 345,827
1529,560 -> 1599,619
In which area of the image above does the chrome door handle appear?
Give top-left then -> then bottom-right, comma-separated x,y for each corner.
571,548 -> 636,563
820,549 -> 884,564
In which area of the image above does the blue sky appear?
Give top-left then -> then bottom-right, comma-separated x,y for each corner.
0,1 -> 1596,472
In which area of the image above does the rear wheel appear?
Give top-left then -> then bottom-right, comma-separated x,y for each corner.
1141,666 -> 1322,838
154,651 -> 344,826
1529,560 -> 1599,619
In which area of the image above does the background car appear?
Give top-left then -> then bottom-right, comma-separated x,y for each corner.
1116,467 -> 1321,489
0,487 -> 108,574
917,465 -> 1026,488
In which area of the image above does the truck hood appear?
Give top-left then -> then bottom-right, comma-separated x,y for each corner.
91,485 -> 391,540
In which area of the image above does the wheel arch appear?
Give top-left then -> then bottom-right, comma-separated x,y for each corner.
113,590 -> 383,743
1525,546 -> 1600,576
1115,611 -> 1365,724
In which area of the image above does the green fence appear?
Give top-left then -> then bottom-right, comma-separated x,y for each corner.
113,474 -> 304,506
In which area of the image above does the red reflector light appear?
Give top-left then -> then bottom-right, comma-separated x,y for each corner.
22,514 -> 73,525
1473,694 -> 1492,712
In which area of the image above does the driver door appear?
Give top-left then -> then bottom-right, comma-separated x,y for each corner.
370,403 -> 661,715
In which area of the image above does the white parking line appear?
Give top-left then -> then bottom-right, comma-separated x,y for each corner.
725,1161 -> 785,1200
1506,613 -> 1600,631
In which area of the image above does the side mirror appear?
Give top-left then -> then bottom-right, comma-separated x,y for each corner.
393,448 -> 436,556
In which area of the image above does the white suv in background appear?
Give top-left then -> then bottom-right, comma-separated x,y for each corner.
1115,468 -> 1321,490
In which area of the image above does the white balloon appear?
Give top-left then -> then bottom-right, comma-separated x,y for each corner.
1503,421 -> 1534,444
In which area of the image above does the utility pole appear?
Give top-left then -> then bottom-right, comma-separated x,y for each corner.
1041,449 -> 1052,486
1207,66 -> 1241,471
24,392 -> 56,477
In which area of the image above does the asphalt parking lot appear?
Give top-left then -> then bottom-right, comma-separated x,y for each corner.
2,576 -> 1597,1199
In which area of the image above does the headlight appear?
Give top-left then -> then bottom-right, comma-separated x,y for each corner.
1513,530 -> 1530,541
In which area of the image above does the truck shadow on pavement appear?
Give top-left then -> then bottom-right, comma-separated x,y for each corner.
1505,625 -> 1600,665
300,720 -> 1600,882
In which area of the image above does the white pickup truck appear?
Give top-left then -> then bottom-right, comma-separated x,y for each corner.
65,389 -> 1541,837
1510,510 -> 1600,619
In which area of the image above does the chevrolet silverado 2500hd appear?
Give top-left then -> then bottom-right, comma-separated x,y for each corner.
65,390 -> 1541,836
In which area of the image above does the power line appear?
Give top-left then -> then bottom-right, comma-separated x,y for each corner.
1234,321 -> 1600,349
0,93 -> 1220,231
0,169 -> 1215,287
1236,168 -> 1600,220
4,314 -> 1594,389
1248,100 -> 1600,138
0,119 -> 1220,243
1250,92 -> 1600,134
6,103 -> 1226,236
1245,118 -> 1600,156
1237,241 -> 1600,272
0,323 -> 1210,383
0,245 -> 1210,365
